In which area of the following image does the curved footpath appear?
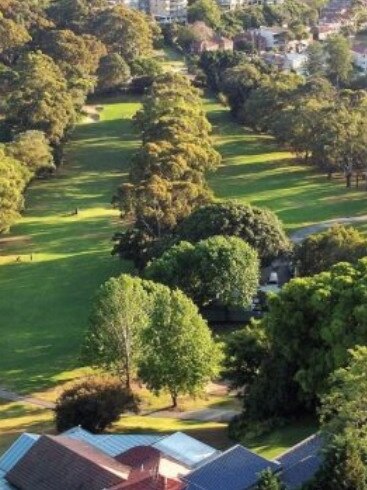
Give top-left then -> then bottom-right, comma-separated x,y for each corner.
291,214 -> 367,243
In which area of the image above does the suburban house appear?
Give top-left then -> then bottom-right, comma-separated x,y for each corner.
191,36 -> 234,54
261,52 -> 308,74
352,43 -> 367,72
0,428 -> 324,489
255,27 -> 288,50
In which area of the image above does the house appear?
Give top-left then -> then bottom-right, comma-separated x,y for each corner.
191,36 -> 234,54
256,26 -> 288,49
0,428 -> 324,490
149,0 -> 187,23
352,43 -> 367,72
314,22 -> 341,41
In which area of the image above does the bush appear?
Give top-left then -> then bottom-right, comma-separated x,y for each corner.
55,376 -> 139,433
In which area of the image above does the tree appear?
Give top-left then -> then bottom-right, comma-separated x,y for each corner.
138,287 -> 221,407
93,5 -> 155,62
295,225 -> 367,276
39,29 -> 107,81
0,149 -> 30,232
188,0 -> 222,28
325,34 -> 353,87
306,347 -> 367,489
55,376 -> 139,433
224,322 -> 269,389
130,57 -> 162,78
174,202 -> 291,265
305,42 -> 325,77
0,16 -> 31,64
259,260 -> 367,411
83,275 -> 152,390
47,0 -> 108,32
255,469 -> 285,490
320,346 -> 367,439
97,53 -> 131,92
306,433 -> 367,490
145,236 -> 259,308
6,51 -> 76,144
6,130 -> 54,175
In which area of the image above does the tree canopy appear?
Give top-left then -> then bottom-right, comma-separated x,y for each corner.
145,235 -> 259,308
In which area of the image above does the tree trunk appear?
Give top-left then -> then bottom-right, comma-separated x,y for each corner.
356,174 -> 359,188
171,392 -> 178,409
346,173 -> 352,188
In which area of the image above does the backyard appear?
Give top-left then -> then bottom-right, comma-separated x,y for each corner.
0,87 -> 366,456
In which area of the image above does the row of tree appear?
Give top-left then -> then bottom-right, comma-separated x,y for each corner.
198,38 -> 367,186
112,72 -> 222,262
0,0 -> 159,232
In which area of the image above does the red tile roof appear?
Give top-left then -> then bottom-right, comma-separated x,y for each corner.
6,435 -> 131,490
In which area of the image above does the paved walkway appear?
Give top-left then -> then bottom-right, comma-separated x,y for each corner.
291,215 -> 367,243
0,388 -> 55,409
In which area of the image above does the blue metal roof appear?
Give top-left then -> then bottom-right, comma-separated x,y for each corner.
185,444 -> 280,490
0,434 -> 39,473
63,427 -> 165,456
277,434 -> 324,489
152,431 -> 220,468
0,471 -> 13,490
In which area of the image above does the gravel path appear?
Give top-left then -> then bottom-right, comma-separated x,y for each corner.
291,215 -> 367,243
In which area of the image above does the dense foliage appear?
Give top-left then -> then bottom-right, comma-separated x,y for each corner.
305,348 -> 367,489
145,236 -> 259,309
83,274 -> 220,406
113,72 -> 221,262
55,375 -> 139,433
174,202 -> 291,265
295,225 -> 367,276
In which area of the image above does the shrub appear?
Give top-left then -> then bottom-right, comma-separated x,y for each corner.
55,375 -> 139,433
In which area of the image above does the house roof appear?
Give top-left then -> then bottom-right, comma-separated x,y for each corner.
0,434 -> 39,473
64,427 -> 164,457
116,446 -> 162,473
110,472 -> 186,490
6,435 -> 131,490
0,471 -> 13,490
184,445 -> 280,490
277,434 -> 324,489
352,43 -> 367,55
152,432 -> 219,469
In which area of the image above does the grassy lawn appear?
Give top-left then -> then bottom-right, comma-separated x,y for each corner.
0,96 -> 139,394
206,99 -> 367,232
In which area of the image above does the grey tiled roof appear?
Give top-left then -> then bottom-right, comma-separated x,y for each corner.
185,444 -> 280,490
277,434 -> 324,489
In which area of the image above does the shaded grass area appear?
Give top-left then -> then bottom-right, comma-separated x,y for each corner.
206,100 -> 367,232
0,96 -> 139,393
241,417 -> 319,459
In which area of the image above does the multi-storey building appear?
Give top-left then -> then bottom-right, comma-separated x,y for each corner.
149,0 -> 188,23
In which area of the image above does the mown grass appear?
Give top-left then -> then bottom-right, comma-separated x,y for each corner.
206,99 -> 367,232
0,96 -> 139,394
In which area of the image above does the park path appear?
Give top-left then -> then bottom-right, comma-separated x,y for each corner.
0,387 -> 55,409
291,214 -> 367,243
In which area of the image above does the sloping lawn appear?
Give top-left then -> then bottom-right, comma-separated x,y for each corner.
0,97 -> 139,393
206,100 -> 367,232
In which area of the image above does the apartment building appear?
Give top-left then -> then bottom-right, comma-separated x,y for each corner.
149,0 -> 188,23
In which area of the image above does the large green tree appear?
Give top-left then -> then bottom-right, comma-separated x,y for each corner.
138,286 -> 221,407
325,34 -> 353,87
6,130 -> 54,175
6,51 -> 76,144
188,0 -> 222,28
174,201 -> 291,265
145,235 -> 259,308
83,275 -> 151,390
